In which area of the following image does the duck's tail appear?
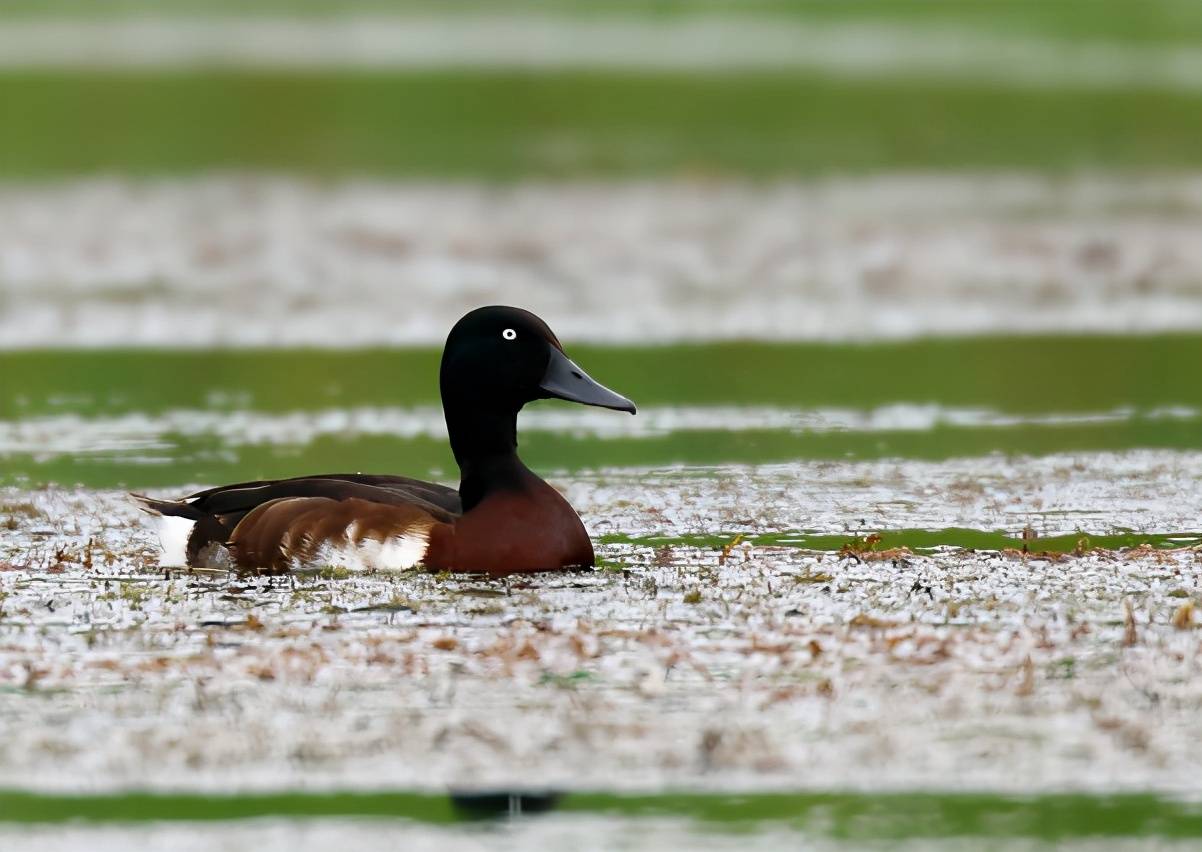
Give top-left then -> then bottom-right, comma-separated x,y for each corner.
129,493 -> 205,521
129,493 -> 230,568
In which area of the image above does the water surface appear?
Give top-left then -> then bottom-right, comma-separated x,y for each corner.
1,335 -> 1198,490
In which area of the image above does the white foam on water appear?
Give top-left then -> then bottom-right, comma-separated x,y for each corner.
4,176 -> 1202,347
0,404 -> 1188,458
2,14 -> 1202,93
4,450 -> 1202,796
0,818 -> 952,852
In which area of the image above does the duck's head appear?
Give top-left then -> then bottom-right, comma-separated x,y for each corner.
440,306 -> 636,416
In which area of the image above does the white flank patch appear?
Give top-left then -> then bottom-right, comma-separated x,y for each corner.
152,514 -> 193,568
374,532 -> 432,571
301,529 -> 430,573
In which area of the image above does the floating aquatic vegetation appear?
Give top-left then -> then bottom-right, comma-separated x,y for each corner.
1,456 -> 1201,795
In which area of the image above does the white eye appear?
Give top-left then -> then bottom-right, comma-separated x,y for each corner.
502,328 -> 517,341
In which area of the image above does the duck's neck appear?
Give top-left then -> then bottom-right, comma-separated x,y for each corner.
444,401 -> 532,511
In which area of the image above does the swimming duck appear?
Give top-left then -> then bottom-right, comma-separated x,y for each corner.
134,306 -> 635,575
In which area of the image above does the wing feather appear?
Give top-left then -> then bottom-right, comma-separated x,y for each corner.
187,474 -> 461,519
134,473 -> 458,570
228,496 -> 440,573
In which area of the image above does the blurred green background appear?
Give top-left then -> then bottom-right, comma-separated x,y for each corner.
3,0 -> 1202,176
2,0 -> 1201,486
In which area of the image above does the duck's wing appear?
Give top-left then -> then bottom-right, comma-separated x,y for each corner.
132,473 -> 460,569
186,473 -> 462,517
226,495 -> 443,573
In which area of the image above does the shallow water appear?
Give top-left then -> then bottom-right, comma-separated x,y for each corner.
7,9 -> 1202,843
2,338 -> 1202,843
3,336 -> 1202,494
6,816 -> 1202,852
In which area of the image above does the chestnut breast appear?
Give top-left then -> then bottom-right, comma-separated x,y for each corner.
425,477 -> 594,574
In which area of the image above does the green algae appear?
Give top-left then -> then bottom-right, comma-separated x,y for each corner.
1,788 -> 1201,840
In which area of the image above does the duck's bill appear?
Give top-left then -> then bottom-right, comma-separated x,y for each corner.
540,347 -> 637,414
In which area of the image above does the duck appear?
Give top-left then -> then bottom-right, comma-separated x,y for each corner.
133,306 -> 636,575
